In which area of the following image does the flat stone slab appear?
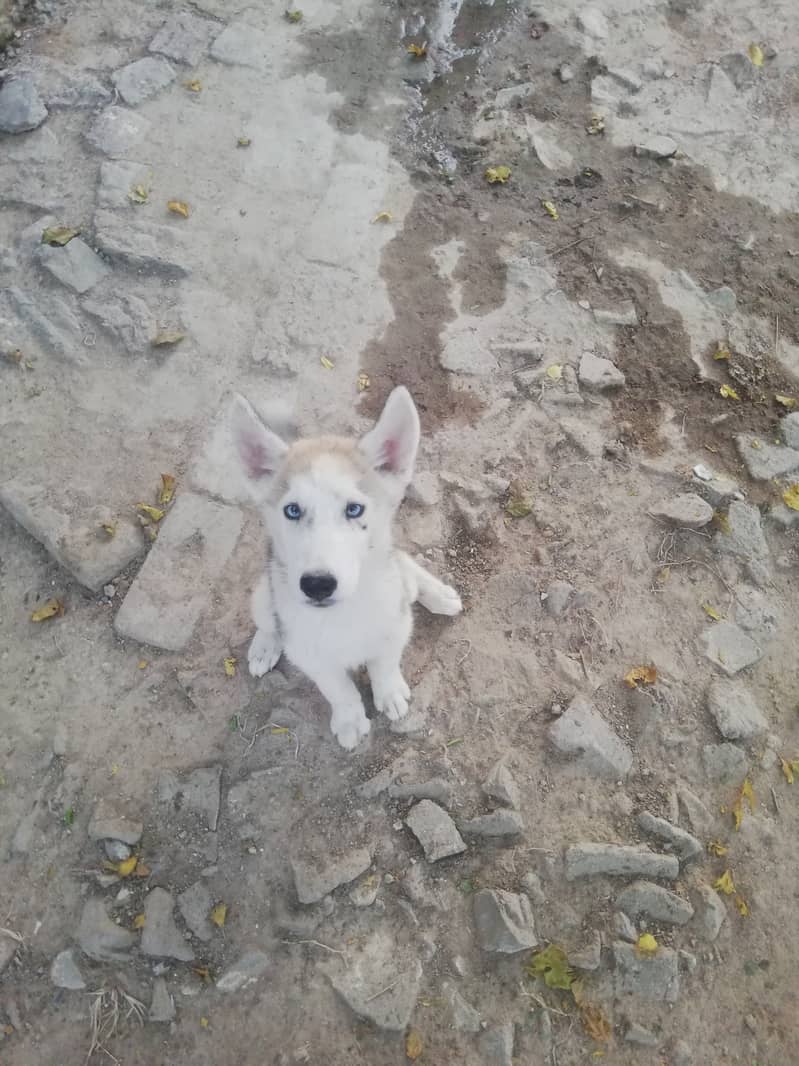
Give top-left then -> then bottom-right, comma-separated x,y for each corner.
578,351 -> 626,390
291,845 -> 372,904
707,678 -> 768,739
141,888 -> 194,962
565,843 -> 679,881
636,812 -> 703,861
97,160 -> 154,209
616,881 -> 694,925
714,501 -> 770,584
473,889 -> 538,953
88,800 -> 143,845
701,622 -> 762,676
406,800 -> 466,861
93,208 -> 192,277
216,950 -> 270,992
114,494 -> 242,651
702,742 -> 748,783
85,106 -> 151,157
111,57 -> 176,106
735,435 -> 799,480
322,930 -> 422,1031
461,810 -> 524,839
651,492 -> 714,529
149,977 -> 175,1022
37,238 -> 110,295
157,765 -> 222,831
0,75 -> 48,133
177,881 -> 214,942
0,480 -> 144,591
76,899 -> 135,962
549,696 -> 633,777
149,11 -> 217,65
50,948 -> 85,990
210,22 -> 270,70
613,941 -> 680,1002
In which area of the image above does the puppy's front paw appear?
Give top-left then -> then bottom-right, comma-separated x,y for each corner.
429,582 -> 463,617
373,673 -> 411,721
331,706 -> 371,750
247,629 -> 282,677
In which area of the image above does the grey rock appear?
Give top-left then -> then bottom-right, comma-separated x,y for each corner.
549,695 -> 633,778
388,778 -> 452,806
494,81 -> 535,108
570,930 -> 602,970
482,762 -> 521,809
626,1022 -> 659,1046
651,493 -> 714,529
85,106 -> 151,157
676,787 -> 713,835
0,935 -> 18,975
0,286 -> 83,362
0,76 -> 48,133
558,63 -> 575,82
769,503 -> 799,529
149,977 -> 175,1022
141,888 -> 194,962
406,800 -> 466,862
544,580 -> 575,616
701,622 -> 762,676
521,872 -> 546,904
93,208 -> 192,277
702,742 -> 748,783
636,812 -> 703,861
735,435 -> 799,480
461,809 -> 524,839
115,494 -> 241,650
355,767 -> 393,799
17,59 -> 110,110
707,678 -> 768,740
349,874 -> 380,907
97,160 -> 153,209
104,840 -> 132,863
565,844 -> 679,881
50,948 -> 85,990
613,911 -> 637,942
157,765 -> 222,831
780,412 -> 799,449
111,57 -> 176,107
178,881 -> 214,942
88,801 -> 143,845
473,889 -> 538,953
692,465 -> 739,507
577,7 -> 609,38
478,1024 -> 515,1066
616,881 -> 694,925
37,238 -> 110,295
613,941 -> 680,1002
527,117 -> 574,171
76,899 -> 135,962
607,66 -> 643,92
443,981 -> 482,1032
635,135 -> 678,159
707,285 -> 737,312
291,846 -> 372,904
671,1039 -> 692,1066
694,883 -> 726,941
322,930 -> 421,1030
149,11 -> 217,64
211,22 -> 270,70
714,501 -> 770,583
216,950 -> 270,992
592,302 -> 638,327
82,292 -> 155,355
679,949 -> 698,973
578,352 -> 626,389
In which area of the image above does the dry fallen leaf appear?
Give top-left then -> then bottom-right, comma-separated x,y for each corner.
747,43 -> 764,67
406,43 -> 427,58
194,966 -> 212,983
223,656 -> 237,678
782,484 -> 799,512
210,902 -> 227,928
237,136 -> 251,147
775,394 -> 797,409
580,1003 -> 612,1043
541,199 -> 559,220
707,840 -> 728,857
137,660 -> 148,670
750,439 -> 762,450
405,1030 -> 423,1060
128,184 -> 149,204
271,726 -> 290,735
320,355 -> 335,370
485,165 -> 511,184
185,79 -> 202,92
117,856 -> 138,878
702,603 -> 723,622
31,599 -> 65,622
285,9 -> 303,22
371,211 -> 393,223
732,776 -> 755,831
713,346 -> 731,361
41,226 -> 80,246
736,894 -> 750,917
158,473 -> 176,505
720,384 -> 740,400
545,363 -> 562,381
133,913 -> 146,930
505,479 -> 533,519
714,869 -> 736,895
636,933 -> 658,956
713,510 -> 731,534
586,114 -> 605,135
526,944 -> 575,990
357,372 -> 370,392
167,200 -> 190,218
200,1016 -> 209,1028
779,756 -> 799,784
136,503 -> 166,523
623,665 -> 657,689
151,330 -> 186,347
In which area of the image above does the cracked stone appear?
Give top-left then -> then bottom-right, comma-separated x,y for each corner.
88,801 -> 143,845
461,809 -> 524,839
707,678 -> 768,739
177,881 -> 214,942
111,57 -> 176,106
216,950 -> 270,992
636,812 -> 703,861
50,948 -> 85,990
614,941 -> 680,1002
565,844 -> 679,881
0,76 -> 48,133
702,742 -> 748,783
76,899 -> 135,962
149,11 -> 217,64
406,800 -> 466,862
578,351 -> 626,390
473,889 -> 538,953
701,622 -> 762,676
141,888 -> 194,962
616,881 -> 694,925
291,845 -> 372,904
149,977 -> 175,1022
85,106 -> 151,157
735,435 -> 799,480
157,765 -> 222,831
482,762 -> 520,809
651,493 -> 714,529
549,695 -> 633,778
37,238 -> 110,295
322,930 -> 421,1030
93,208 -> 192,277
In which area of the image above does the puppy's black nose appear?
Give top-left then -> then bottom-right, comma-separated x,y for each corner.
300,572 -> 338,602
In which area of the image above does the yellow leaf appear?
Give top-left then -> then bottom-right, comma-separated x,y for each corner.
151,330 -> 186,347
117,856 -> 138,878
223,656 -> 237,678
545,363 -> 562,381
285,9 -> 303,22
713,346 -> 731,361
713,510 -> 731,534
747,43 -> 764,67
526,944 -> 574,990
623,665 -> 657,689
586,114 -> 605,135
371,211 -> 393,223
210,902 -> 227,928
750,438 -> 762,449
776,394 -> 797,409
406,43 -> 427,58
732,776 -> 756,831
357,372 -> 370,392
736,894 -> 750,917
782,484 -> 799,512
780,756 -> 794,784
719,384 -> 740,400
133,913 -> 145,930
31,599 -> 65,622
271,726 -> 290,734
136,503 -> 166,523
320,355 -> 335,370
184,79 -> 202,92
580,1003 -> 611,1043
110,763 -> 120,776
405,1030 -> 423,1060
702,603 -> 722,622
193,966 -> 212,983
167,200 -> 190,218
137,660 -> 148,670
541,200 -> 559,220
200,1016 -> 209,1028
505,479 -> 533,519
158,473 -> 176,505
237,136 -> 251,147
715,870 -> 736,895
485,165 -> 511,184
41,226 -> 80,246
636,933 -> 658,956
128,184 -> 149,204
707,840 -> 728,857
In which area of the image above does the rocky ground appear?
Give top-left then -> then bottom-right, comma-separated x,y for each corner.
1,0 -> 798,1063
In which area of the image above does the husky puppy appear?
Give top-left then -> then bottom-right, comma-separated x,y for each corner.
230,386 -> 462,749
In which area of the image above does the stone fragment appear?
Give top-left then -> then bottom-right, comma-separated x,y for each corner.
50,948 -> 85,990
82,292 -> 156,355
702,743 -> 748,783
443,981 -> 482,1032
707,678 -> 768,739
780,413 -> 799,449
85,106 -> 151,157
577,7 -> 609,38
592,302 -> 638,327
616,881 -> 694,925
694,884 -> 726,941
691,464 -> 739,507
149,977 -> 175,1021
104,840 -> 131,863
482,762 -> 520,809
570,931 -> 602,970
735,435 -> 799,480
149,11 -> 217,64
388,779 -> 452,805
216,950 -> 270,992
322,930 -> 421,1030
676,787 -> 713,835
565,844 -> 678,881
478,1025 -> 515,1066
349,874 -> 380,908
651,493 -> 713,529
406,800 -> 466,862
93,208 -> 192,276
549,696 -> 633,777
291,846 -> 372,904
613,941 -> 680,1002
37,238 -> 110,295
461,810 -> 524,839
626,1022 -> 659,1046
701,623 -> 762,676
635,136 -> 678,159
494,82 -> 535,108
76,899 -> 135,962
88,801 -> 143,845
714,501 -> 770,584
0,76 -> 48,133
178,881 -> 214,942
473,889 -> 538,953
578,352 -> 626,390
111,57 -> 176,106
115,495 -> 242,650
526,116 -> 573,170
141,888 -> 194,962
613,911 -> 637,942
210,23 -> 270,69
157,765 -> 222,831
636,812 -> 703,861
544,580 -> 575,616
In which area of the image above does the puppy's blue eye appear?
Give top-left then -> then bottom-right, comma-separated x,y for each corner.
283,503 -> 302,520
345,502 -> 365,519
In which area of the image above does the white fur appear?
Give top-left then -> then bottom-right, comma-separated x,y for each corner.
231,387 -> 462,749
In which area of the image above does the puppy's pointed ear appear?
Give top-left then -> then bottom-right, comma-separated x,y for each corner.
359,386 -> 420,486
229,394 -> 288,485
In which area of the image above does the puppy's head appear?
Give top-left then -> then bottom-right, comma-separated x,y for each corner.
230,387 -> 420,606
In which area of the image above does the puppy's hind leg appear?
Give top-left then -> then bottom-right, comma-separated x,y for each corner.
398,552 -> 463,616
248,573 -> 283,678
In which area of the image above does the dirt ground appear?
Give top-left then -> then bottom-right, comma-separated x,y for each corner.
1,0 -> 798,1063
